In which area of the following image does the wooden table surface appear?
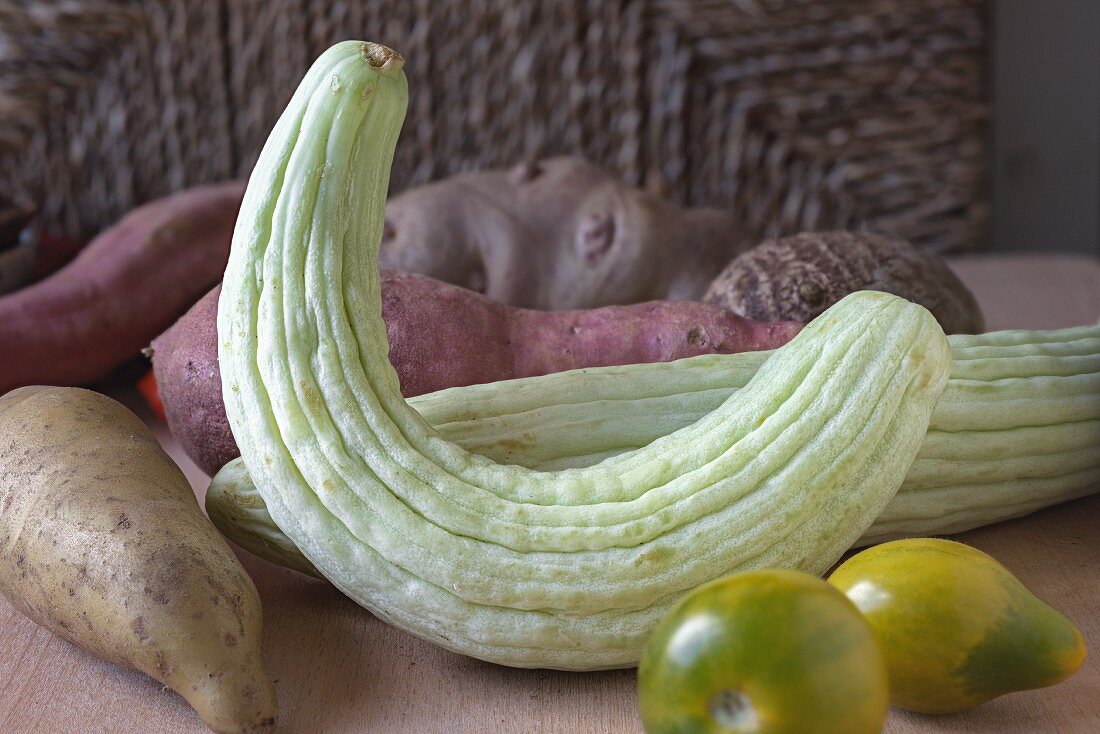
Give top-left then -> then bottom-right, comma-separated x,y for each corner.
2,254 -> 1098,734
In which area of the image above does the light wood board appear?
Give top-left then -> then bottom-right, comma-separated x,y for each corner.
2,254 -> 1098,733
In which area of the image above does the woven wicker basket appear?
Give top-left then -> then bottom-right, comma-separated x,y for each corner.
0,0 -> 989,253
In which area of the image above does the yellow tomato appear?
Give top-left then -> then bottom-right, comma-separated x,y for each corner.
637,569 -> 888,734
829,538 -> 1087,713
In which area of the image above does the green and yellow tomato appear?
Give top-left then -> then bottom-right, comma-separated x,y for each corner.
637,569 -> 888,734
829,538 -> 1087,713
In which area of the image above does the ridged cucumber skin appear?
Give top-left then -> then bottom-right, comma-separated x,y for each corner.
209,325 -> 1100,578
218,41 -> 950,668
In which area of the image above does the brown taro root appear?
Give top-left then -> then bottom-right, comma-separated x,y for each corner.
150,271 -> 801,475
377,156 -> 750,308
0,386 -> 277,733
0,182 -> 245,394
704,231 -> 985,334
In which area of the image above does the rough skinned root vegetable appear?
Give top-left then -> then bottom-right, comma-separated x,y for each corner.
150,273 -> 801,475
0,182 -> 244,394
0,386 -> 276,733
378,155 -> 751,308
704,231 -> 984,334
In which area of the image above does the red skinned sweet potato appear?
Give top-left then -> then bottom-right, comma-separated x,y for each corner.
150,271 -> 801,475
0,182 -> 245,394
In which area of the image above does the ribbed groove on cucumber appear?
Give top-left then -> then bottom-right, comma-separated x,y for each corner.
218,42 -> 951,667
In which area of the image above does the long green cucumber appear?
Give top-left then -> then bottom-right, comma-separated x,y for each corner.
217,41 -> 950,669
208,324 -> 1100,573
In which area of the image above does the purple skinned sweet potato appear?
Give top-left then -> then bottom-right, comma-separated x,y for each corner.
150,270 -> 801,475
0,183 -> 245,393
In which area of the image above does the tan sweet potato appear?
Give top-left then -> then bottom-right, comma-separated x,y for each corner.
150,270 -> 801,475
377,156 -> 750,307
0,386 -> 276,733
0,182 -> 245,394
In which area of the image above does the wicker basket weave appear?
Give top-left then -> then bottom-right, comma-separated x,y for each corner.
0,0 -> 988,253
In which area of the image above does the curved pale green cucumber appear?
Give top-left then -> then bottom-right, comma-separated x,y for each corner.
208,325 -> 1100,575
208,458 -> 325,579
217,41 -> 951,669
